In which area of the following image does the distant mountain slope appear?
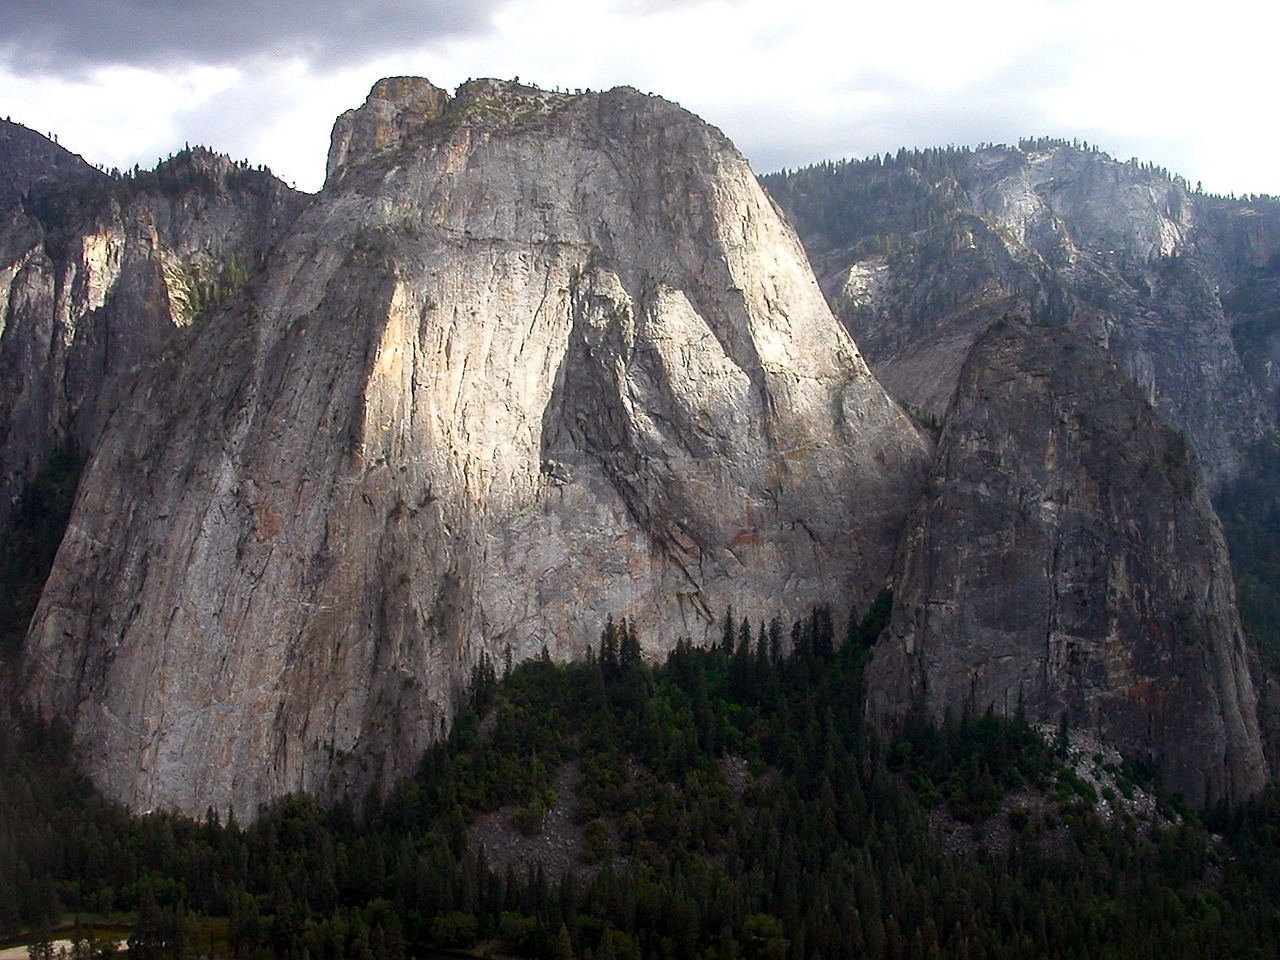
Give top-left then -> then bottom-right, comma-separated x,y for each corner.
765,143 -> 1280,487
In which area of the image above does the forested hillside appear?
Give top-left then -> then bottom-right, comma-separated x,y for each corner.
5,608 -> 1280,960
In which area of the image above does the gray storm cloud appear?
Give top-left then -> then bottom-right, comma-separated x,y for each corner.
1,0 -> 506,73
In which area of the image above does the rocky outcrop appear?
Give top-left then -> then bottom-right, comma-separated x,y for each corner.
0,119 -> 101,210
867,319 -> 1268,806
0,141 -> 303,524
21,79 -> 929,818
325,77 -> 450,186
765,145 -> 1280,487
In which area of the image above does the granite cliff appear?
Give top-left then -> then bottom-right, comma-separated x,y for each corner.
19,79 -> 929,817
6,86 -> 1276,816
768,144 -> 1280,792
866,319 -> 1267,806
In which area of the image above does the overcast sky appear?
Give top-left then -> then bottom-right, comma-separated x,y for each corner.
2,0 -> 1275,196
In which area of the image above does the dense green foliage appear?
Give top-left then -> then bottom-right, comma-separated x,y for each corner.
183,255 -> 258,327
0,446 -> 80,658
5,600 -> 1280,959
761,148 -> 970,259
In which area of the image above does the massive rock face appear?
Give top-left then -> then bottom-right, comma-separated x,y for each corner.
0,136 -> 302,525
21,79 -> 929,818
11,88 -> 1273,817
765,145 -> 1280,487
867,319 -> 1268,805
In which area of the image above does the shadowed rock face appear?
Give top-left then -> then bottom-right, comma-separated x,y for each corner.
22,79 -> 929,818
867,319 -> 1268,806
0,140 -> 303,525
0,119 -> 102,209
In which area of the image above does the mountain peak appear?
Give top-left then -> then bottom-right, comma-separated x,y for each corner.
24,73 -> 928,817
325,76 -> 450,186
324,77 -> 666,188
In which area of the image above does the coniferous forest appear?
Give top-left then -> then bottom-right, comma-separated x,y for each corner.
5,603 -> 1280,960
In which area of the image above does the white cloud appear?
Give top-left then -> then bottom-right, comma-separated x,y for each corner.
1,0 -> 1276,196
2,63 -> 240,173
0,0 -> 503,74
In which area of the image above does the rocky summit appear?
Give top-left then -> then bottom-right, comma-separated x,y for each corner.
18,79 -> 928,818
